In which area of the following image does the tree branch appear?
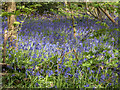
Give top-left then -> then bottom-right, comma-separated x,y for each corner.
98,6 -> 118,25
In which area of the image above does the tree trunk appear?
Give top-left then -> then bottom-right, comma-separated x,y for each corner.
68,2 -> 76,38
3,1 -> 17,63
7,1 -> 17,50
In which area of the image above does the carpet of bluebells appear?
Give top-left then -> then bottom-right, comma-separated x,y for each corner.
2,14 -> 120,88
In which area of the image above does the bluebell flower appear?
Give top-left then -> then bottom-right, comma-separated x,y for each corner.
101,74 -> 105,80
69,74 -> 73,78
107,83 -> 112,87
72,60 -> 76,66
77,60 -> 83,67
98,69 -> 101,74
40,75 -> 44,78
21,66 -> 25,69
87,67 -> 90,70
84,84 -> 89,87
57,50 -> 61,56
65,59 -> 69,62
9,54 -> 11,58
46,70 -> 48,74
40,59 -> 44,63
35,82 -> 39,87
65,67 -> 71,73
38,54 -> 42,57
48,70 -> 54,77
30,71 -> 34,75
25,71 -> 28,77
75,73 -> 79,78
62,57 -> 65,61
55,69 -> 61,74
117,64 -> 120,68
84,58 -> 87,61
35,46 -> 39,50
89,76 -> 92,79
29,58 -> 33,62
36,71 -> 40,76
59,64 -> 62,69
12,74 -> 15,77
57,58 -> 61,63
44,56 -> 47,58
40,69 -> 44,73
90,56 -> 93,58
91,70 -> 95,73
29,47 -> 33,50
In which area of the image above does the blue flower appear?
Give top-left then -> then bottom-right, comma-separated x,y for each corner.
72,60 -> 76,66
87,67 -> 90,70
77,60 -> 83,67
12,74 -> 15,77
35,82 -> 39,87
40,59 -> 44,63
68,73 -> 73,78
25,71 -> 28,77
90,56 -> 93,58
28,52 -> 32,56
36,71 -> 40,76
98,69 -> 101,74
55,69 -> 58,73
57,50 -> 61,55
40,69 -> 44,73
30,71 -> 34,75
21,66 -> 25,69
101,74 -> 105,80
107,83 -> 112,87
38,54 -> 42,57
65,67 -> 71,73
75,73 -> 78,78
106,74 -> 110,79
57,58 -> 61,63
33,53 -> 37,58
91,70 -> 95,73
29,58 -> 33,62
84,58 -> 87,61
65,59 -> 69,62
48,70 -> 54,77
89,76 -> 92,79
84,84 -> 89,87
29,47 -> 33,50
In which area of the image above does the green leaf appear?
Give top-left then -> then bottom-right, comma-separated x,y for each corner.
95,21 -> 101,24
1,12 -> 8,16
93,4 -> 99,8
13,21 -> 20,25
15,10 -> 21,16
82,63 -> 91,67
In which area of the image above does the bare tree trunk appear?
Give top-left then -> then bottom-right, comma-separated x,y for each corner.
7,1 -> 17,50
3,1 -> 17,63
3,31 -> 7,63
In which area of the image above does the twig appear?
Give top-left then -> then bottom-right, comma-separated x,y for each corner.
87,9 -> 103,22
73,49 -> 78,63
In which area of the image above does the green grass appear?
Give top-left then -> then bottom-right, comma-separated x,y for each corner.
2,43 -> 119,88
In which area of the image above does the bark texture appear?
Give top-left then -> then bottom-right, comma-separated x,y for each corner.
3,1 -> 17,63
